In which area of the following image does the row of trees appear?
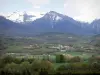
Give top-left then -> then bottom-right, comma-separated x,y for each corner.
56,54 -> 81,63
0,55 -> 100,75
56,54 -> 100,63
0,56 -> 54,75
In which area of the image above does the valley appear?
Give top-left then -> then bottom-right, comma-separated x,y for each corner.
0,32 -> 99,74
0,11 -> 100,74
3,32 -> 99,58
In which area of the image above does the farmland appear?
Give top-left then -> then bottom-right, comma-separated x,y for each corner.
4,33 -> 99,58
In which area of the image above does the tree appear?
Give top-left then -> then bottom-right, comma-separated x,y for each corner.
31,60 -> 41,75
4,62 -> 20,75
88,55 -> 96,63
0,38 -> 6,55
56,54 -> 66,63
1,55 -> 14,64
31,60 -> 54,75
40,60 -> 54,74
20,61 -> 31,75
0,34 -> 8,56
69,56 -> 82,63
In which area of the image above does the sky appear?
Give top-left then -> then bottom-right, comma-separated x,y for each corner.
0,0 -> 100,23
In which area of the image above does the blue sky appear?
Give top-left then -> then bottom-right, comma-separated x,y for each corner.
0,0 -> 100,22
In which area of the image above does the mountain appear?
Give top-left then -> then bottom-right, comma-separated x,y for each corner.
0,16 -> 19,34
0,16 -> 32,36
0,11 -> 99,36
1,11 -> 44,23
90,34 -> 100,47
90,19 -> 100,34
31,11 -> 93,35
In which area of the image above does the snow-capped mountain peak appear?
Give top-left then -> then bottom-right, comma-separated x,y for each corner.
44,11 -> 62,21
0,11 -> 45,23
5,12 -> 24,23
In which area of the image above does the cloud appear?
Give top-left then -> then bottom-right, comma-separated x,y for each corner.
64,0 -> 100,22
34,6 -> 40,9
27,0 -> 50,8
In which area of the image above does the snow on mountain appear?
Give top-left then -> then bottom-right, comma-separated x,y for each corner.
0,11 -> 45,23
44,11 -> 62,21
0,11 -> 99,35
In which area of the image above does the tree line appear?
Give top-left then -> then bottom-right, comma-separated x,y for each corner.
0,54 -> 99,75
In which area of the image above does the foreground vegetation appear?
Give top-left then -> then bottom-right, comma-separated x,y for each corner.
0,54 -> 100,75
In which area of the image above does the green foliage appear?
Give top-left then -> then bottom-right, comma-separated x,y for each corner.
69,56 -> 82,63
56,54 -> 66,63
31,60 -> 41,72
57,65 -> 67,71
20,62 -> 31,75
0,37 -> 7,55
31,60 -> 54,74
40,60 -> 54,73
56,62 -> 100,74
4,62 -> 20,74
0,55 -> 100,74
1,55 -> 14,64
88,55 -> 100,63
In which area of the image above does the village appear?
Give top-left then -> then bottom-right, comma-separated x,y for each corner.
23,43 -> 95,52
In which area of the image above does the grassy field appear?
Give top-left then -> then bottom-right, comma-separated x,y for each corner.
5,33 -> 100,63
6,45 -> 95,62
6,43 -> 97,58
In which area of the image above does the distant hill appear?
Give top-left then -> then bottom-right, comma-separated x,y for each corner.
32,32 -> 84,44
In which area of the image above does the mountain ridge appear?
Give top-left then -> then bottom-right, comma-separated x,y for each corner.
0,11 -> 100,36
